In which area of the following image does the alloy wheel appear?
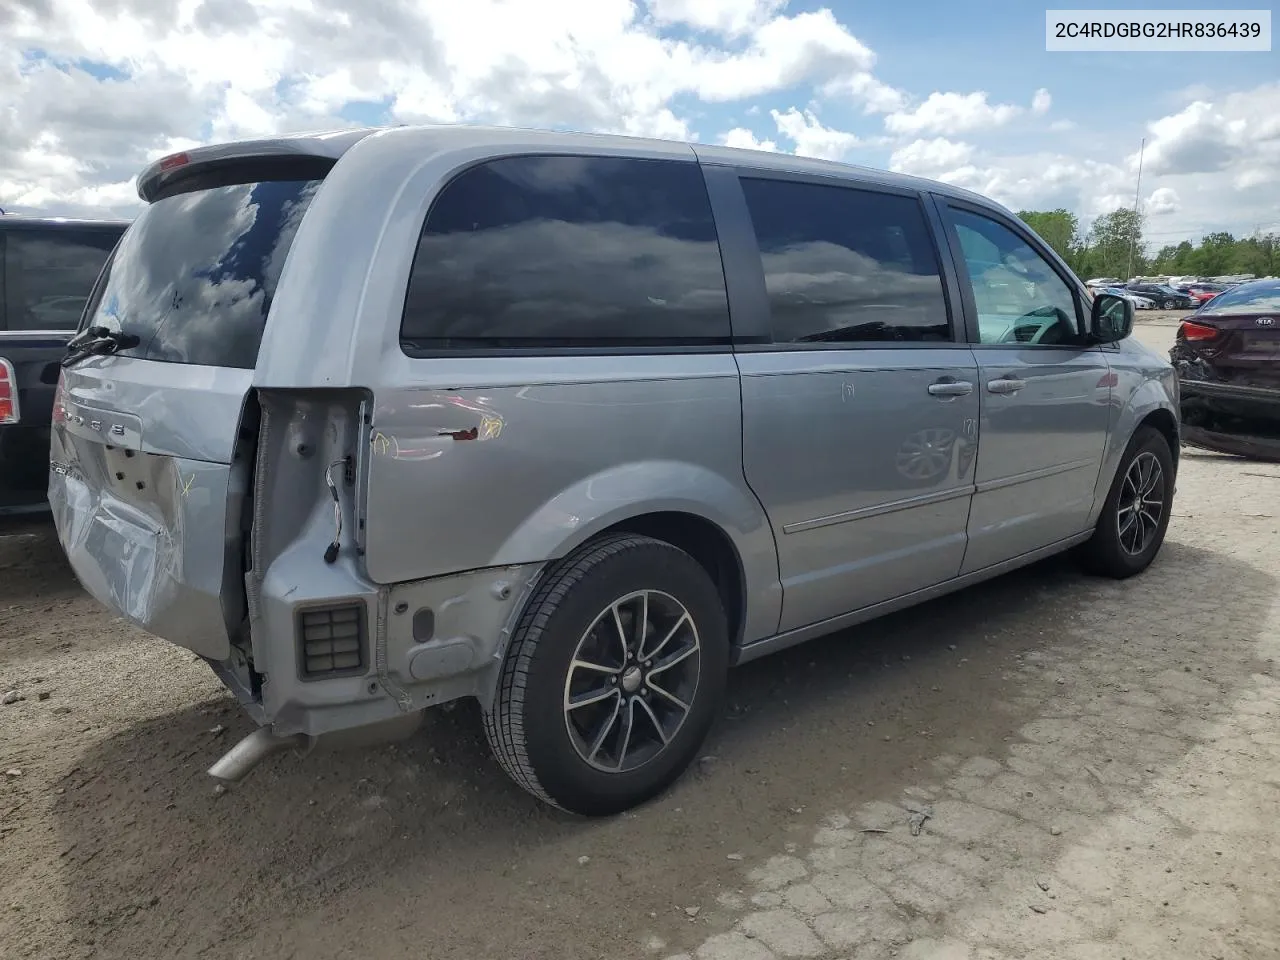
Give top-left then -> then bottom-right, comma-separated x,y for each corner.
562,590 -> 701,773
1116,451 -> 1165,556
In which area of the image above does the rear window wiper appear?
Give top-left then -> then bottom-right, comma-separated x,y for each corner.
62,326 -> 141,368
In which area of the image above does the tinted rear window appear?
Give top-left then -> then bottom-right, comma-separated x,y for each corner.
85,178 -> 321,368
1199,281 -> 1280,315
400,155 -> 731,350
3,228 -> 122,331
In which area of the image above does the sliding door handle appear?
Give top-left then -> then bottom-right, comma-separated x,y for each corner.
927,380 -> 974,398
987,377 -> 1027,395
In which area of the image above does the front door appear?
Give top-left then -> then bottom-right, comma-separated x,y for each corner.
936,200 -> 1111,574
732,174 -> 979,632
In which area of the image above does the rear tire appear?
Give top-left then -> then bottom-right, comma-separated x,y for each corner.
1079,426 -> 1174,579
1162,298 -> 1174,309
483,533 -> 729,816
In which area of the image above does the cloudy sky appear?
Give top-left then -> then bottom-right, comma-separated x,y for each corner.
2,0 -> 1277,247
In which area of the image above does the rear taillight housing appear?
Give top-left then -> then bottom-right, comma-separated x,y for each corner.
1179,320 -> 1220,342
0,358 -> 18,425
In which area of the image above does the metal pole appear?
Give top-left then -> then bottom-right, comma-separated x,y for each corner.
1126,137 -> 1146,281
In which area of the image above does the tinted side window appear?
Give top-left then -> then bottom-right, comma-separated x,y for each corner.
949,208 -> 1081,346
400,156 -> 731,350
739,178 -> 950,344
4,230 -> 120,331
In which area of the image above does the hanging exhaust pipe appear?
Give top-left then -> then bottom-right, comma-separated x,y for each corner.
207,727 -> 312,782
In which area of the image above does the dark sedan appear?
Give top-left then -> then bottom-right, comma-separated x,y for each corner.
1,215 -> 127,514
1170,278 -> 1280,461
1126,283 -> 1194,310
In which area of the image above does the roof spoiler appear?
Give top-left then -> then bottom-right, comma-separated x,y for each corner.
136,128 -> 378,203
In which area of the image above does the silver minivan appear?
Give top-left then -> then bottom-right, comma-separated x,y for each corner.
49,125 -> 1179,815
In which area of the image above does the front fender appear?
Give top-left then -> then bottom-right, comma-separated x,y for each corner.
1089,361 -> 1179,526
490,460 -> 782,643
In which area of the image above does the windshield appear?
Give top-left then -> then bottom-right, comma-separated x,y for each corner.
1198,281 -> 1280,316
82,177 -> 322,369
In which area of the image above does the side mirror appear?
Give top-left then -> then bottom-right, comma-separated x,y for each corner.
1090,293 -> 1133,343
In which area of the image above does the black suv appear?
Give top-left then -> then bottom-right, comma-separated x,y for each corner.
1124,283 -> 1194,310
1,215 -> 128,514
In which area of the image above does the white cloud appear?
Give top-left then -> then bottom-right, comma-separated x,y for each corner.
646,0 -> 787,37
0,0 -> 906,215
884,90 -> 1023,136
1145,187 -> 1180,216
880,81 -> 1280,242
770,107 -> 859,160
888,137 -> 975,177
688,10 -> 883,105
821,71 -> 906,114
888,138 -> 1134,221
1140,84 -> 1280,190
720,127 -> 779,152
0,2 -> 1275,245
1175,83 -> 1215,103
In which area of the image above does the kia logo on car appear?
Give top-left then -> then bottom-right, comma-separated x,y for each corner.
1257,317 -> 1275,326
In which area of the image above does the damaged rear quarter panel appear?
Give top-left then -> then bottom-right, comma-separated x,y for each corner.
246,388 -> 397,736
360,357 -> 782,645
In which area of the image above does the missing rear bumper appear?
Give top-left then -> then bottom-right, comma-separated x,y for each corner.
1182,424 -> 1280,463
207,711 -> 425,783
1178,378 -> 1280,462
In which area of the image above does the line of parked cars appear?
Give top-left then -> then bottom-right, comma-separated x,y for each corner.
1,127 -> 1274,816
1085,274 -> 1272,312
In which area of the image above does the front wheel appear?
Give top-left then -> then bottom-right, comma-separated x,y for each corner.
1079,426 -> 1174,578
483,533 -> 729,816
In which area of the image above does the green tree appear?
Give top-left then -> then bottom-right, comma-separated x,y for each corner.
1016,206 -> 1278,282
1170,240 -> 1194,272
1016,209 -> 1078,263
1238,235 -> 1278,276
1151,244 -> 1179,272
1085,208 -> 1146,279
1192,232 -> 1237,276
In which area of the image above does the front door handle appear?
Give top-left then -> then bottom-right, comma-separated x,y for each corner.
987,377 -> 1027,395
927,380 -> 974,398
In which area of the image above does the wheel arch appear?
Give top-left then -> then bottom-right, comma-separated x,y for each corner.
1138,407 -> 1179,471
591,511 -> 749,650
1089,376 -> 1180,527
488,461 -> 782,650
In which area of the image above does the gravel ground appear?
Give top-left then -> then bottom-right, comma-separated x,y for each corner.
3,317 -> 1277,960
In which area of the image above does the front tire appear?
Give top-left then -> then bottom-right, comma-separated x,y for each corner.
1079,426 -> 1174,578
483,533 -> 729,816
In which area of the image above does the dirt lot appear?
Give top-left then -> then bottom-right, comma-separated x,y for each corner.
3,317 -> 1278,960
